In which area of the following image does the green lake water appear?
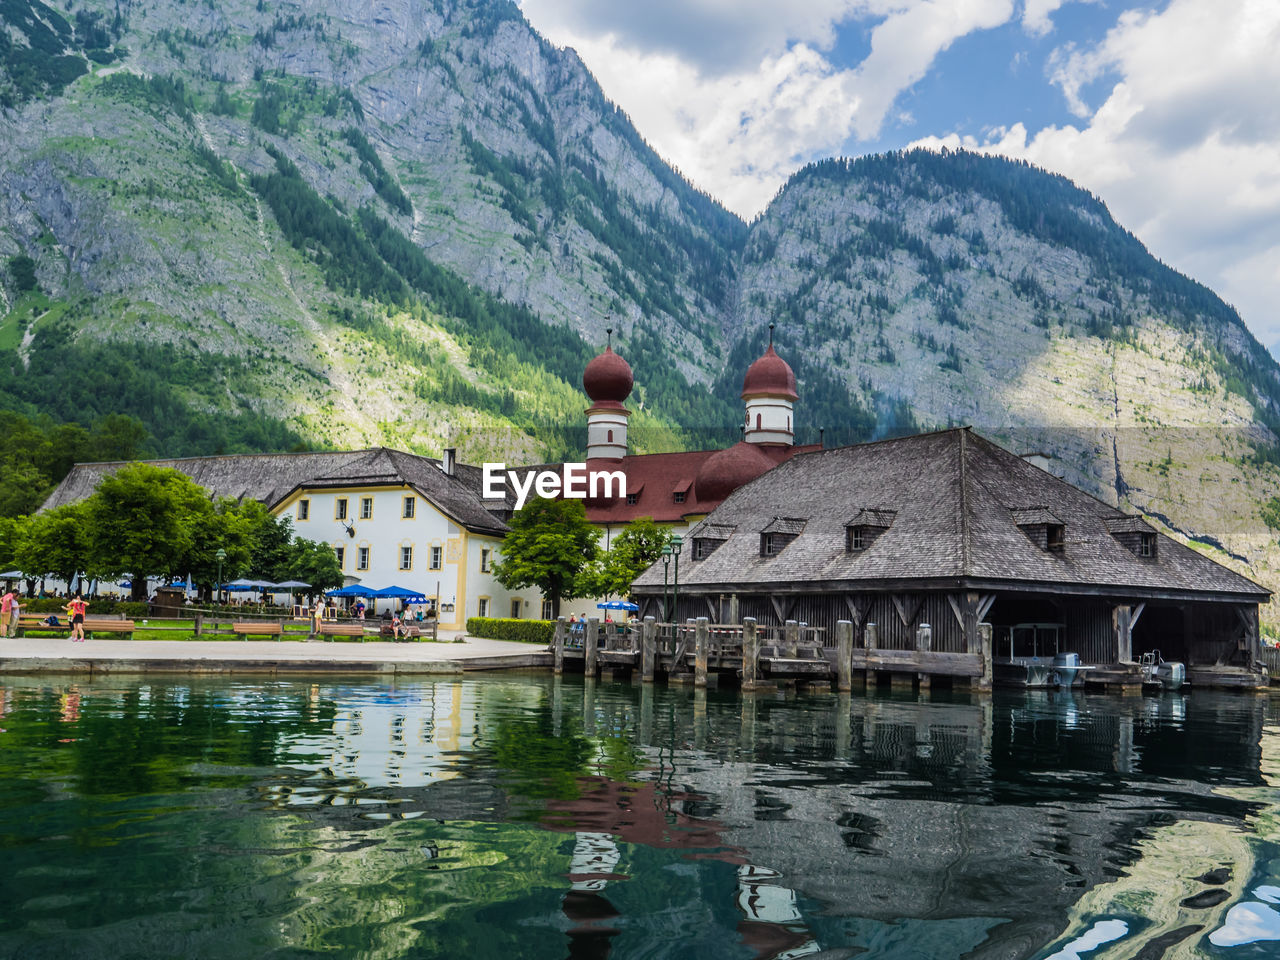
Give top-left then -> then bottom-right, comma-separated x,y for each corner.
2,675 -> 1280,959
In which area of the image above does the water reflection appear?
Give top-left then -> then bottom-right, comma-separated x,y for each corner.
0,675 -> 1274,959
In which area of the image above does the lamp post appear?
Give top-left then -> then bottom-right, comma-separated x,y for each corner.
670,534 -> 683,624
215,549 -> 226,609
660,544 -> 673,622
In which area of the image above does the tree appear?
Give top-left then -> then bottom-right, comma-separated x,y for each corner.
494,498 -> 600,618
8,254 -> 37,293
285,536 -> 343,598
13,503 -> 92,589
85,464 -> 216,600
578,516 -> 671,599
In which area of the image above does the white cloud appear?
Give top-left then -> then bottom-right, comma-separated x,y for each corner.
1022,0 -> 1070,37
912,0 -> 1280,342
520,0 -> 1016,216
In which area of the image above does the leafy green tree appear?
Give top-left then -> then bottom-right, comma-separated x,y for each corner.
494,498 -> 600,618
578,516 -> 671,599
0,515 -> 30,574
1262,497 -> 1280,532
86,464 -> 216,600
284,536 -> 343,597
8,254 -> 37,293
12,503 -> 92,589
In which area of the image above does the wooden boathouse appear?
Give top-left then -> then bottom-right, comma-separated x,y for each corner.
608,428 -> 1271,691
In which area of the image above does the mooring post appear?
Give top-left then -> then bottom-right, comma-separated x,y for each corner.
916,622 -> 933,689
193,613 -> 203,637
784,619 -> 799,658
584,617 -> 599,677
695,617 -> 710,687
742,617 -> 760,689
836,619 -> 853,692
553,616 -> 566,675
976,622 -> 993,691
641,616 -> 656,682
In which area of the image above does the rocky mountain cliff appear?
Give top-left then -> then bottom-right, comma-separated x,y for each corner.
4,0 -> 1280,615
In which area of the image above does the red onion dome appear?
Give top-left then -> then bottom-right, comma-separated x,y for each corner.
693,441 -> 776,503
741,344 -> 797,400
583,346 -> 633,405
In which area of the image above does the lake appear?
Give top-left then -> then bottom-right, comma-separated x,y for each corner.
1,674 -> 1278,959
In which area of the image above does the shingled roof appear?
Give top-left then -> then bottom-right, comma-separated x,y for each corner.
634,428 -> 1269,602
41,448 -> 508,536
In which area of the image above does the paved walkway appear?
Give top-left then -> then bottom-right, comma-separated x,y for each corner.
0,633 -> 553,675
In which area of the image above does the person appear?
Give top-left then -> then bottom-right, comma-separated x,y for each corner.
65,594 -> 88,642
8,594 -> 19,637
391,612 -> 402,640
1,589 -> 13,638
354,600 -> 365,621
311,600 -> 323,634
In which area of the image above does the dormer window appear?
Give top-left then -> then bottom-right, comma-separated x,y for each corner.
1012,508 -> 1065,553
1139,532 -> 1156,558
626,492 -> 639,505
845,509 -> 896,553
1105,516 -> 1158,559
673,491 -> 686,504
690,523 -> 734,561
759,517 -> 805,557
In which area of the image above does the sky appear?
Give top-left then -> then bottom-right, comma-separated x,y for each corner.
516,0 -> 1280,350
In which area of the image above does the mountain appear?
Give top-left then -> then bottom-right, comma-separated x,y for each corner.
3,0 -> 1280,616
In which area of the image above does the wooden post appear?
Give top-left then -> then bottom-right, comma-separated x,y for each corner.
1114,605 -> 1133,663
784,619 -> 799,659
916,622 -> 933,689
962,591 -> 980,656
585,617 -> 599,677
641,616 -> 656,682
193,613 -> 203,637
553,616 -> 566,675
865,621 -> 879,685
728,594 -> 740,625
694,617 -> 709,687
975,622 -> 993,691
836,620 -> 853,692
742,617 -> 760,689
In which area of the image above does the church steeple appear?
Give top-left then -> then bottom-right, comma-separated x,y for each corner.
582,328 -> 632,459
741,325 -> 797,446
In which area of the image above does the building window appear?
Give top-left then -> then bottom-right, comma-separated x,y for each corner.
848,527 -> 867,551
478,597 -> 490,617
400,546 -> 413,571
607,429 -> 613,443
297,499 -> 310,521
334,545 -> 345,568
336,498 -> 349,521
430,545 -> 442,570
510,599 -> 521,619
673,491 -> 686,504
541,598 -> 553,619
360,497 -> 373,520
480,548 -> 491,573
1047,524 -> 1065,552
1139,532 -> 1156,558
357,546 -> 370,570
756,413 -> 762,430
693,538 -> 723,560
403,496 -> 416,519
626,493 -> 639,505
761,533 -> 775,556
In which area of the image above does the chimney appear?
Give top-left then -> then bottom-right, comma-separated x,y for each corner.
442,448 -> 456,476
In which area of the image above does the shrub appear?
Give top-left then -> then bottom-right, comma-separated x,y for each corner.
465,617 -> 553,644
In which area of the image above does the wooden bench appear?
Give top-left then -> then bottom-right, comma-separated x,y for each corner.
83,619 -> 136,640
379,623 -> 422,640
232,621 -> 283,639
318,622 -> 366,641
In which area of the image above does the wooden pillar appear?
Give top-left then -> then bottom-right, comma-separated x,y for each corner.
865,621 -> 879,685
553,616 -> 566,675
784,619 -> 799,659
975,622 -> 993,691
584,617 -> 599,677
836,620 -> 853,692
916,622 -> 933,689
728,594 -> 740,625
641,616 -> 656,682
193,613 -> 203,637
694,617 -> 709,687
962,591 -> 980,655
1114,605 -> 1133,663
741,617 -> 761,690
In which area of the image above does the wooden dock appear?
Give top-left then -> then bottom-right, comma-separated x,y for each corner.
552,616 -> 1270,692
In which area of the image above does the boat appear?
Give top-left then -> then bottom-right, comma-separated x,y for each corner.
1140,649 -> 1186,690
994,622 -> 1093,688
